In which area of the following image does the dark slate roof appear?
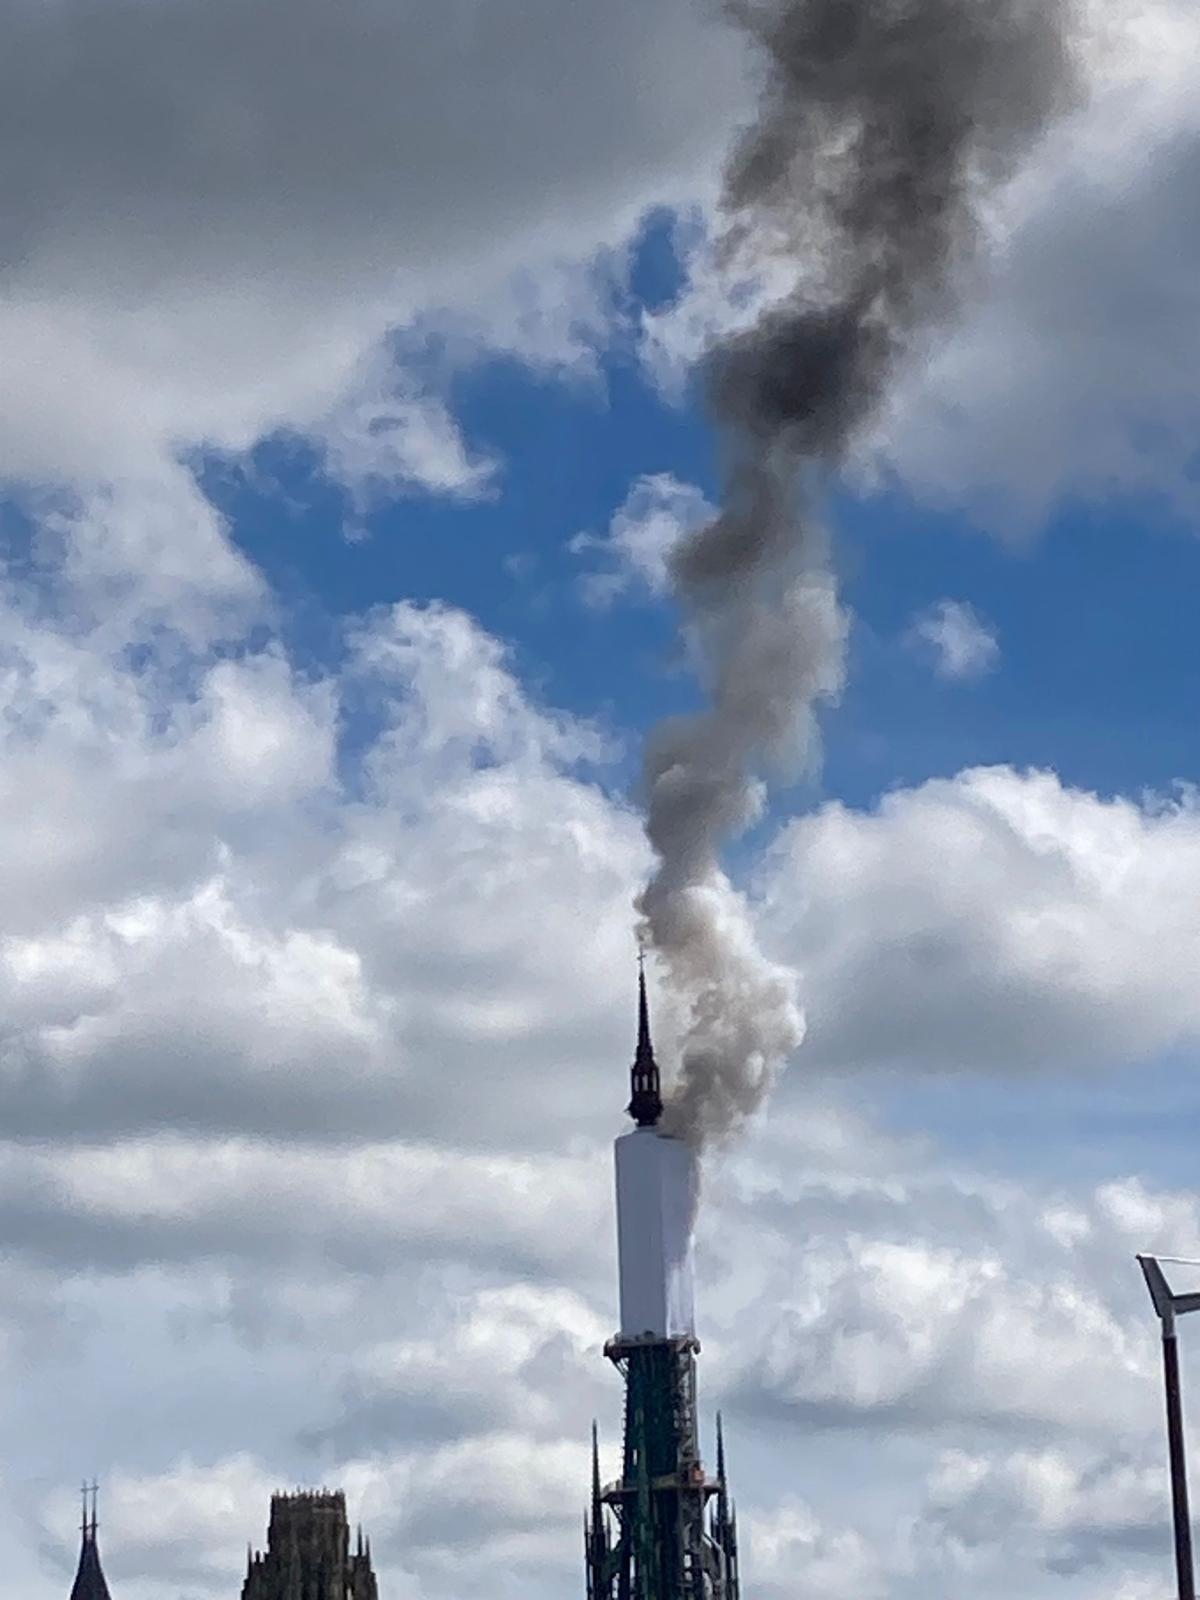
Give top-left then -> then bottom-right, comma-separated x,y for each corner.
69,1535 -> 112,1600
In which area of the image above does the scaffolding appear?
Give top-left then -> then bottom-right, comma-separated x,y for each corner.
586,1336 -> 739,1600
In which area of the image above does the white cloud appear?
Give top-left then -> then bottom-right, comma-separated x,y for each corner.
748,1496 -> 890,1600
703,1152 -> 1154,1442
0,1136 -> 608,1284
573,473 -> 714,605
314,1282 -> 612,1457
0,594 -> 644,1149
760,766 -> 1200,1076
0,0 -> 747,496
33,469 -> 264,644
348,599 -> 612,777
907,600 -> 1000,682
918,1444 -> 1166,1578
309,359 -> 499,511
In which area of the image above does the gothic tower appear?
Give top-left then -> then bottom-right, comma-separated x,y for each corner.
585,965 -> 741,1600
242,1491 -> 378,1600
68,1484 -> 112,1600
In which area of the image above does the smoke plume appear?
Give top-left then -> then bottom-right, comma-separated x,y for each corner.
641,0 -> 1076,1146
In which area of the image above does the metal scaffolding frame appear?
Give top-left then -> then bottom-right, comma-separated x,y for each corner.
586,1336 -> 739,1600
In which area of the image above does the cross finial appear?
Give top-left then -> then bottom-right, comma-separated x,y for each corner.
80,1481 -> 99,1542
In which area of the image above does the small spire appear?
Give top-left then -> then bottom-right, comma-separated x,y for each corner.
627,946 -> 663,1128
69,1483 -> 111,1600
716,1415 -> 733,1544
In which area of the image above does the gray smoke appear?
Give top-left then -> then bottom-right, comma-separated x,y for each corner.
641,0 -> 1077,1146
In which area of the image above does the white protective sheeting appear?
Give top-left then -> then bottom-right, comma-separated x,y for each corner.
614,1127 -> 697,1339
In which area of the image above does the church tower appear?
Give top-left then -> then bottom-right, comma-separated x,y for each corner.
585,964 -> 741,1600
242,1490 -> 378,1600
68,1484 -> 112,1600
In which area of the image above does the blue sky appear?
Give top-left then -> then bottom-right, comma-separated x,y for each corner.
5,4 -> 1200,1600
206,202 -> 1200,824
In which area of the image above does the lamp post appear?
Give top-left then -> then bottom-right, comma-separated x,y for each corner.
1138,1254 -> 1200,1600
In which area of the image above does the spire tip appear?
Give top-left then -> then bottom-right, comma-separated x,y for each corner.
627,948 -> 663,1128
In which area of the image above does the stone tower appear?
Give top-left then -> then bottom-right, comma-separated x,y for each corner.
242,1491 -> 378,1600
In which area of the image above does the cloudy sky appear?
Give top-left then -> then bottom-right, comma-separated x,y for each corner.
4,2 -> 1200,1598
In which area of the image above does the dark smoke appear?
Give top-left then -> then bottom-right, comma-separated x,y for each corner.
641,0 -> 1077,1146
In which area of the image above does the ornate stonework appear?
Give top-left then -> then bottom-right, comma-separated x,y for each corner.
242,1491 -> 378,1600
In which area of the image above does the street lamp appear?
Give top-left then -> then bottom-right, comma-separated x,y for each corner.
1138,1254 -> 1200,1600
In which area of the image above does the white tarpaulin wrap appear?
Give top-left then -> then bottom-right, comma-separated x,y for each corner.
614,1127 -> 697,1339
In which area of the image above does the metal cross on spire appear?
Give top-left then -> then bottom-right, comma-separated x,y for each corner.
80,1482 -> 98,1541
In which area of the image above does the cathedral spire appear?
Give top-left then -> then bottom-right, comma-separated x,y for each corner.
593,966 -> 738,1600
587,1421 -> 610,1594
69,1483 -> 111,1600
716,1413 -> 731,1531
712,1417 -> 739,1594
627,949 -> 663,1128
